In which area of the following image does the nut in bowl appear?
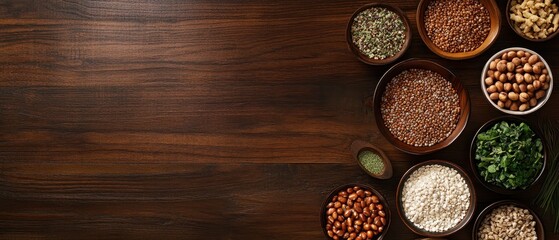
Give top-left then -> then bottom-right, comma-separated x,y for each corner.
346,3 -> 411,65
507,0 -> 559,41
472,200 -> 545,240
416,0 -> 501,60
396,160 -> 476,237
373,59 -> 470,155
482,47 -> 553,115
320,184 -> 390,240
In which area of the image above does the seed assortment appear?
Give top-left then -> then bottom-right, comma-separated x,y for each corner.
325,186 -> 387,240
485,50 -> 550,111
351,7 -> 406,60
381,69 -> 460,147
510,0 -> 559,39
424,0 -> 491,53
477,205 -> 538,240
401,164 -> 471,232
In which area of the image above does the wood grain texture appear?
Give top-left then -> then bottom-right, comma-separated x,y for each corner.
0,0 -> 558,239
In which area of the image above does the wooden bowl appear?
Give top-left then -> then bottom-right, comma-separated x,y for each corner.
350,140 -> 393,179
472,200 -> 545,239
481,47 -> 554,115
469,116 -> 547,194
396,160 -> 477,237
346,3 -> 412,65
416,0 -> 501,60
320,183 -> 391,240
506,0 -> 559,42
373,59 -> 471,155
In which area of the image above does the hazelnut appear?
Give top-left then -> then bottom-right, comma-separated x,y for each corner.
504,82 -> 512,92
519,92 -> 529,102
524,73 -> 533,83
490,92 -> 499,100
497,62 -> 507,72
506,72 -> 515,81
512,57 -> 521,66
519,84 -> 527,92
495,81 -> 504,92
499,73 -> 507,83
507,51 -> 517,59
523,63 -> 533,73
498,100 -> 505,108
533,80 -> 541,90
515,73 -> 524,83
505,99 -> 512,108
532,65 -> 541,74
487,85 -> 497,93
485,77 -> 494,86
519,103 -> 529,111
508,92 -> 519,101
528,55 -> 539,65
506,62 -> 515,72
536,90 -> 546,99
510,102 -> 520,111
527,84 -> 534,92
529,98 -> 537,107
517,50 -> 525,57
512,83 -> 520,93
499,92 -> 508,102
539,74 -> 547,82
489,61 -> 497,70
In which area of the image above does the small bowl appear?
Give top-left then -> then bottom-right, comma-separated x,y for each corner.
481,47 -> 554,115
346,3 -> 412,65
320,183 -> 391,240
350,140 -> 393,179
373,59 -> 471,155
469,116 -> 547,194
396,160 -> 477,237
416,0 -> 501,60
472,200 -> 545,239
507,0 -> 559,42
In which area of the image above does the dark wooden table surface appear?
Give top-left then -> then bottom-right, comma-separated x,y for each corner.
1,0 -> 558,239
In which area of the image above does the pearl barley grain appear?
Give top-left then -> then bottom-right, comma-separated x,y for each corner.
401,164 -> 470,232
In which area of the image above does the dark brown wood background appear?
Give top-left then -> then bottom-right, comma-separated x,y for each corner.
1,0 -> 558,239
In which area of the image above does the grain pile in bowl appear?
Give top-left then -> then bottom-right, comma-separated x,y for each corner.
381,69 -> 460,147
424,0 -> 490,53
477,205 -> 538,240
401,164 -> 471,232
510,0 -> 559,40
484,50 -> 551,112
351,6 -> 406,60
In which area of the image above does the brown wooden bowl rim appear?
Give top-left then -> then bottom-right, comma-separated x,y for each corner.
469,116 -> 548,194
416,0 -> 501,60
350,140 -> 393,179
396,160 -> 477,237
373,58 -> 471,155
506,0 -> 559,42
320,183 -> 392,240
346,3 -> 412,65
471,200 -> 545,240
480,47 -> 554,115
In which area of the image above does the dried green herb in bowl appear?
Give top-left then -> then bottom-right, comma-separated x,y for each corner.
474,121 -> 544,190
351,6 -> 407,60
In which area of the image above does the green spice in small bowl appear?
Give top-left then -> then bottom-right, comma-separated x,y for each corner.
359,150 -> 385,175
351,140 -> 393,179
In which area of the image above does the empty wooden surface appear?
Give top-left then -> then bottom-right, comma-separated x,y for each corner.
0,0 -> 558,239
